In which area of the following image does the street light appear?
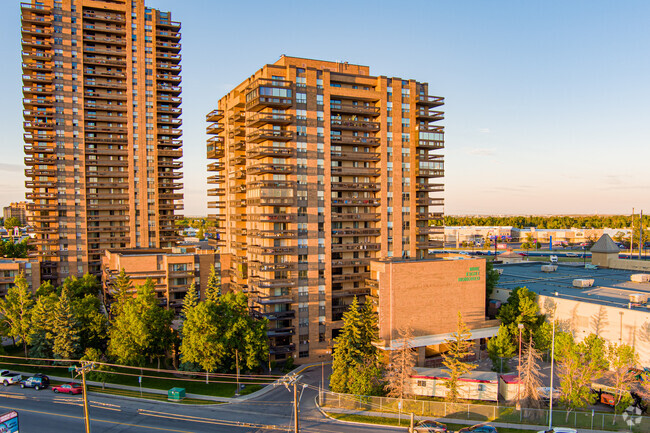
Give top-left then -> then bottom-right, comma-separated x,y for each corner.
548,316 -> 556,431
517,323 -> 524,410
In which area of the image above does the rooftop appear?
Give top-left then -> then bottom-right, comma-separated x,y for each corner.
495,262 -> 650,311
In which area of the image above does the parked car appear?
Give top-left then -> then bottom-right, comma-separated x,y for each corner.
565,252 -> 578,257
52,383 -> 83,395
458,424 -> 498,433
0,371 -> 22,386
414,420 -> 447,432
536,428 -> 577,433
19,373 -> 49,390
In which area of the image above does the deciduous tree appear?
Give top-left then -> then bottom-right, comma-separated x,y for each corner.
607,342 -> 639,420
0,274 -> 34,356
487,324 -> 516,372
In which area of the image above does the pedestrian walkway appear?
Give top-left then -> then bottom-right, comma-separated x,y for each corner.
321,405 -> 626,433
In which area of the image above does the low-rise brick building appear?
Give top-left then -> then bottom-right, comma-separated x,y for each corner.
0,259 -> 41,296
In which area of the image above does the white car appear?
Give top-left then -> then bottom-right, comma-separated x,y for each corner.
537,428 -> 577,433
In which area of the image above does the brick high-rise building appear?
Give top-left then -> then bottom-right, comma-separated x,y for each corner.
21,0 -> 183,284
206,56 -> 445,363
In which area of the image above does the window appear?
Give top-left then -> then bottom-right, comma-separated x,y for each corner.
417,380 -> 426,387
296,93 -> 306,103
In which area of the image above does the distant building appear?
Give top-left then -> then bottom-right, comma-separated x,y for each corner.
2,202 -> 29,227
445,226 -> 613,245
368,254 -> 499,367
101,247 -> 222,312
0,259 -> 41,296
493,256 -> 650,366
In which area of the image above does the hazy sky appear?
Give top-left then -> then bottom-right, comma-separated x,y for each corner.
3,0 -> 650,216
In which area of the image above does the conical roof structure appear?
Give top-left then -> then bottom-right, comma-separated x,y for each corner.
590,234 -> 620,254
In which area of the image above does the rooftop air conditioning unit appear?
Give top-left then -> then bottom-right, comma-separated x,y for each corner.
629,293 -> 648,304
541,265 -> 558,273
631,274 -> 650,283
573,279 -> 594,288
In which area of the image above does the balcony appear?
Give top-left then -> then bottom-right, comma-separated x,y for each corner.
416,226 -> 444,235
250,278 -> 296,290
416,109 -> 445,121
330,151 -> 380,162
416,212 -> 444,221
330,103 -> 380,116
331,213 -> 380,222
159,149 -> 183,158
82,12 -> 126,23
415,95 -> 444,107
254,309 -> 296,321
267,327 -> 295,337
157,63 -> 181,71
206,109 -> 224,122
247,129 -> 293,143
269,344 -> 296,354
247,163 -> 294,175
416,168 -> 444,178
247,245 -> 297,255
331,243 -> 380,253
248,213 -> 296,223
246,88 -> 293,112
156,30 -> 181,40
331,198 -> 380,207
249,229 -> 296,239
330,119 -> 380,131
157,84 -> 181,94
155,41 -> 181,51
332,272 -> 370,283
247,146 -> 295,159
331,228 -> 380,237
157,128 -> 182,137
247,112 -> 294,127
416,198 -> 444,206
331,181 -> 380,191
332,287 -> 371,298
331,135 -> 381,147
82,56 -> 126,67
416,183 -> 444,192
330,166 -> 380,176
206,123 -> 223,134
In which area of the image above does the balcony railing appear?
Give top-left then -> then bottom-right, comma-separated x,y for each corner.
415,95 -> 445,106
330,119 -> 380,131
246,112 -> 293,127
331,135 -> 381,146
247,129 -> 293,143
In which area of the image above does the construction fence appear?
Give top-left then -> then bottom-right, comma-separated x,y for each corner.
319,390 -> 650,432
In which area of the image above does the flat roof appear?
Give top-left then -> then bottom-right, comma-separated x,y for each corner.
494,262 -> 650,311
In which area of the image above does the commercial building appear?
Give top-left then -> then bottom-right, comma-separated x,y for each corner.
410,367 -> 499,401
368,255 -> 499,366
206,56 -> 445,362
21,0 -> 183,284
101,246 -> 221,311
493,257 -> 650,366
0,259 -> 41,296
2,202 -> 30,226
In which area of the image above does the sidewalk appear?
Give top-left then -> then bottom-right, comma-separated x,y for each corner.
321,406 -> 629,433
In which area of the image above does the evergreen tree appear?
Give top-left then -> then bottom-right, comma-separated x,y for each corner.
35,280 -> 56,297
50,288 -> 79,361
441,312 -> 476,402
485,261 -> 500,300
487,324 -> 516,372
205,265 -> 221,302
384,325 -> 417,400
72,294 -> 108,352
330,297 -> 381,394
110,268 -> 133,317
28,294 -> 56,360
0,273 -> 34,356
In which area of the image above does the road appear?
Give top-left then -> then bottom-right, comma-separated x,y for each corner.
0,366 -> 404,433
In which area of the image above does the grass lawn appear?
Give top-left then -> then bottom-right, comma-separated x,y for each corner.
86,385 -> 220,405
328,413 -> 531,433
0,346 -> 267,398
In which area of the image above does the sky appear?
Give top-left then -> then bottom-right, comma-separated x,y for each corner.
2,0 -> 650,216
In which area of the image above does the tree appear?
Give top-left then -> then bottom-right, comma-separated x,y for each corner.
606,343 -> 639,421
72,294 -> 108,352
555,333 -> 607,420
60,273 -> 101,299
330,297 -> 381,394
497,287 -> 546,351
441,312 -> 477,402
50,288 -> 79,361
81,348 -> 115,390
485,261 -> 500,300
216,292 -> 269,373
0,274 -> 34,356
179,283 -> 223,383
384,325 -> 417,400
110,268 -> 134,317
487,324 -> 516,372
0,240 -> 30,258
28,293 -> 56,360
35,280 -> 56,297
520,336 -> 543,411
205,265 -> 220,302
3,217 -> 21,231
197,227 -> 205,240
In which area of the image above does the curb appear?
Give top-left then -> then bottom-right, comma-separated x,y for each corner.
315,395 -> 409,431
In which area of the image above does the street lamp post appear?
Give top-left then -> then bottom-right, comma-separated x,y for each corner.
517,323 -> 524,410
549,317 -> 556,431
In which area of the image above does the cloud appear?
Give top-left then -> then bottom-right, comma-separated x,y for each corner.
465,148 -> 496,156
478,128 -> 491,134
0,163 -> 23,172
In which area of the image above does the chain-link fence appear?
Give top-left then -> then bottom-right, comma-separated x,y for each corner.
319,391 -> 650,432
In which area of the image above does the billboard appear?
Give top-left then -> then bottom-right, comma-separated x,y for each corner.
0,411 -> 18,433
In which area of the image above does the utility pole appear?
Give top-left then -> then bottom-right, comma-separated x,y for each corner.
630,208 -> 634,258
549,318 -> 556,431
517,323 -> 524,410
293,381 -> 299,433
235,349 -> 240,397
639,210 -> 643,260
76,361 -> 96,433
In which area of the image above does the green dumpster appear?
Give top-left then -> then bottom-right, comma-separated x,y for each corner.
168,387 -> 186,401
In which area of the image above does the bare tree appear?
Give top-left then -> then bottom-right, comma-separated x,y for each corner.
442,312 -> 476,402
384,325 -> 417,401
520,336 -> 543,418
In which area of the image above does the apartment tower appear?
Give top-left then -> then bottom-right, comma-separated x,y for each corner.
21,0 -> 183,283
206,56 -> 444,363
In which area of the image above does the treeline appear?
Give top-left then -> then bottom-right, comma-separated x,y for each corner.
439,215 -> 650,229
0,269 -> 268,377
0,239 -> 33,258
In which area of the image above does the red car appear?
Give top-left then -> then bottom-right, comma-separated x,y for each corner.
52,383 -> 83,394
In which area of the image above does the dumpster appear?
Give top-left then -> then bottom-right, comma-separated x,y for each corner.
168,387 -> 186,401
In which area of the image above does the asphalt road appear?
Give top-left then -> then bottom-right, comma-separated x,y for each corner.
0,365 -> 404,433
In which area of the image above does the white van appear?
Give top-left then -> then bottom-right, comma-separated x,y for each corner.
549,255 -> 558,264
